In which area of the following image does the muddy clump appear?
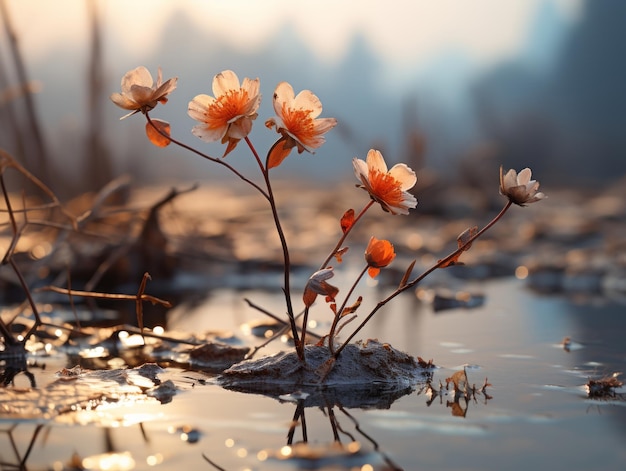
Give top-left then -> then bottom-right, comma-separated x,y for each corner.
218,340 -> 434,408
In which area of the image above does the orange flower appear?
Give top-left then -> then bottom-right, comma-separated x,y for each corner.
365,237 -> 396,278
110,66 -> 177,119
188,70 -> 261,156
265,82 -> 337,168
353,149 -> 417,215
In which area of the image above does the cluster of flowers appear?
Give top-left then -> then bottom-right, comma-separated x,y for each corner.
111,66 -> 545,362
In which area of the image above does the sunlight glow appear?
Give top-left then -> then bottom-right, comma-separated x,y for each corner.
515,265 -> 529,280
9,0 -> 582,68
82,452 -> 135,471
146,454 -> 164,466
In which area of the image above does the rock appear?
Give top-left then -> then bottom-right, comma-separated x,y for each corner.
218,340 -> 433,408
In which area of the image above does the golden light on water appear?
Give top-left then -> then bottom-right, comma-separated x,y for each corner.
515,265 -> 529,280
146,453 -> 164,466
82,451 -> 135,470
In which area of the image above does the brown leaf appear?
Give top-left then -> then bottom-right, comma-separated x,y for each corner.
341,296 -> 362,317
446,369 -> 468,391
340,209 -> 355,234
145,119 -> 171,147
439,253 -> 464,268
333,247 -> 349,263
399,259 -> 416,288
457,226 -> 478,251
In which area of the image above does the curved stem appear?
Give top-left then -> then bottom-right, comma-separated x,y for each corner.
328,265 -> 368,354
334,200 -> 514,358
246,137 -> 302,360
319,200 -> 374,270
144,113 -> 269,201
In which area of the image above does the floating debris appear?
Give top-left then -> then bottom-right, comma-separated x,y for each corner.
432,290 -> 485,312
586,373 -> 623,399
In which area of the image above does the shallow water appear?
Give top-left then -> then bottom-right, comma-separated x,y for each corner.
1,278 -> 625,471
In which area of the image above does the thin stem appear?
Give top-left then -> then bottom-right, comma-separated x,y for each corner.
245,136 -> 302,359
144,113 -> 269,201
319,200 -> 374,270
300,305 -> 311,352
334,200 -> 514,358
328,265 -> 368,354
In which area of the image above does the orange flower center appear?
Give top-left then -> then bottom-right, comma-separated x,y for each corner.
206,89 -> 250,127
281,104 -> 315,142
368,170 -> 404,207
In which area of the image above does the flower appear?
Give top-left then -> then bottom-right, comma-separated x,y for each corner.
110,66 -> 177,119
353,149 -> 417,215
303,267 -> 339,307
265,82 -> 337,168
188,70 -> 261,156
499,166 -> 546,206
365,237 -> 396,278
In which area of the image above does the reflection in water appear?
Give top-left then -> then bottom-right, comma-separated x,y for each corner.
203,399 -> 405,471
416,368 -> 493,418
0,423 -> 44,469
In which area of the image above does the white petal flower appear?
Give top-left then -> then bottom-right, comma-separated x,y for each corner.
499,166 -> 546,206
110,66 -> 177,119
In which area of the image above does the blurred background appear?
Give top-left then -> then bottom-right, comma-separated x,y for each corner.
1,0 -> 625,198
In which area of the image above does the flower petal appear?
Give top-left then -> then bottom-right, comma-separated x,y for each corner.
121,66 -> 153,92
191,123 -> 227,142
212,70 -> 240,96
389,163 -> 417,191
293,89 -> 322,118
273,82 -> 295,115
517,168 -> 532,186
365,149 -> 388,173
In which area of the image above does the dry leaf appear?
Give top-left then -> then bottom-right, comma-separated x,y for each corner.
399,259 -> 416,288
341,296 -> 362,317
333,247 -> 349,263
145,119 -> 171,147
340,209 -> 355,234
439,253 -> 464,268
267,137 -> 292,169
457,226 -> 478,251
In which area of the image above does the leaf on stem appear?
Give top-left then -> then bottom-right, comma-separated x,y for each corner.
333,247 -> 349,263
340,209 -> 355,234
438,252 -> 464,268
457,226 -> 478,251
267,137 -> 292,169
145,119 -> 172,147
341,296 -> 362,317
398,259 -> 416,288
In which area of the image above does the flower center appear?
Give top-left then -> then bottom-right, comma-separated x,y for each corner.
281,104 -> 315,141
369,170 -> 404,207
207,89 -> 250,126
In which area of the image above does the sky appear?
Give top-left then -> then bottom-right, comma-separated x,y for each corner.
2,0 -> 594,187
9,0 -> 582,70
